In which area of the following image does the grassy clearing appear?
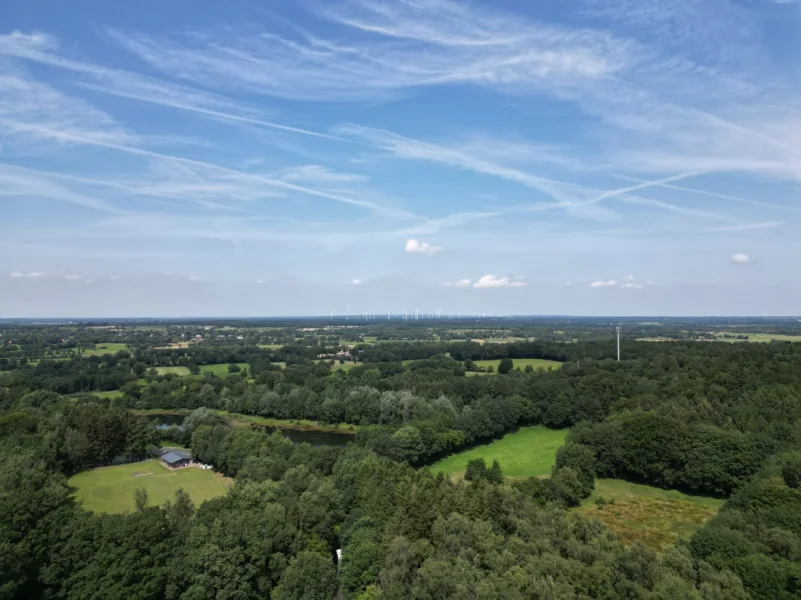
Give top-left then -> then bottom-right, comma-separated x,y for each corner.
69,459 -> 230,514
91,390 -> 125,399
155,366 -> 191,376
579,479 -> 724,551
429,426 -> 569,479
199,363 -> 249,377
466,358 -> 562,376
330,361 -> 362,371
258,344 -> 284,349
81,343 -> 129,356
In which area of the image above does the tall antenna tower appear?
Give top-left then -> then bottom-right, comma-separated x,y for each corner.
616,326 -> 621,362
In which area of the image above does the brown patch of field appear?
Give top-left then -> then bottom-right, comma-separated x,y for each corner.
578,479 -> 723,551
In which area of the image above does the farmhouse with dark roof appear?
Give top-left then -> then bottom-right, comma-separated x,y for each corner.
160,449 -> 193,469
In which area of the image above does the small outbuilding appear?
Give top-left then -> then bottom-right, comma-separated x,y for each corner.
161,449 -> 193,469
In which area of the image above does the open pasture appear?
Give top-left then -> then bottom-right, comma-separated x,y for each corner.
429,426 -> 568,479
579,479 -> 724,551
69,459 -> 229,514
199,362 -> 249,377
466,358 -> 562,375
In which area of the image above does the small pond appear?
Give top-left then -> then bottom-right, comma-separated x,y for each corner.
256,426 -> 353,447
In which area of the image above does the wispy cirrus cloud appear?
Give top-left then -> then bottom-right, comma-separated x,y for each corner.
0,72 -> 137,150
101,0 -> 631,102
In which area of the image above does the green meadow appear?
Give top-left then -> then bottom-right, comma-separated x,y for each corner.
69,459 -> 230,514
81,343 -> 129,356
466,358 -> 562,375
429,426 -> 569,479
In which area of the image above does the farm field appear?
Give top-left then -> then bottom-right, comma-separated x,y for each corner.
429,426 -> 569,479
68,459 -> 230,514
579,479 -> 724,551
466,358 -> 562,375
712,331 -> 801,343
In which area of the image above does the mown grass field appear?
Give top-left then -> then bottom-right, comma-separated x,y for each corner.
579,479 -> 724,551
429,426 -> 569,478
466,358 -> 562,375
69,459 -> 230,514
153,363 -> 249,377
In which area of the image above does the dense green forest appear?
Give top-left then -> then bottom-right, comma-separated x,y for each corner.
2,318 -> 801,599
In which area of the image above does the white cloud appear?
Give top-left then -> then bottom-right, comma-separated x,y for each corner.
565,281 -> 573,287
255,279 -> 264,284
63,274 -> 82,280
621,282 -> 643,289
454,279 -> 472,288
473,274 -> 526,288
109,275 -> 122,281
188,275 -> 200,282
350,279 -> 361,285
626,274 -> 635,281
731,253 -> 751,264
405,239 -> 443,255
25,272 -> 46,279
10,272 -> 23,278
589,280 -> 617,288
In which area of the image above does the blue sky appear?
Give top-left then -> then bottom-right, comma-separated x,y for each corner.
2,0 -> 800,317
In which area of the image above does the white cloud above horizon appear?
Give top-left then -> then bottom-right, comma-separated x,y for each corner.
405,239 -> 443,255
590,280 -> 618,288
731,253 -> 752,264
